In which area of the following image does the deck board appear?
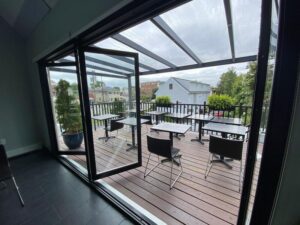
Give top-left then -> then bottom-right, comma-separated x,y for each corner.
61,124 -> 262,225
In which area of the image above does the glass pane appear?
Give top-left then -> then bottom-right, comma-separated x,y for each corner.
85,52 -> 139,174
245,1 -> 278,224
232,0 -> 262,57
121,20 -> 195,66
95,38 -> 168,71
47,66 -> 87,169
85,52 -> 134,74
160,0 -> 231,62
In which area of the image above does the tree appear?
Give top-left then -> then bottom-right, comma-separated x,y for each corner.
216,62 -> 257,106
215,68 -> 237,96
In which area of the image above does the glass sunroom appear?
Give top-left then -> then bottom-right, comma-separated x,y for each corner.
41,0 -> 279,224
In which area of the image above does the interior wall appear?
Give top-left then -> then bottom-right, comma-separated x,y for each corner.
270,61 -> 300,225
0,18 -> 41,157
24,0 -> 132,150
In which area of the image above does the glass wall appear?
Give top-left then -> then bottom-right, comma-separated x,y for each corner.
245,0 -> 278,223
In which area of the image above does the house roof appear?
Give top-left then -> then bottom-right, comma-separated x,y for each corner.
171,77 -> 211,93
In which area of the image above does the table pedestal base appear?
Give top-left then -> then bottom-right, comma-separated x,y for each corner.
126,143 -> 137,151
98,136 -> 116,142
211,155 -> 233,169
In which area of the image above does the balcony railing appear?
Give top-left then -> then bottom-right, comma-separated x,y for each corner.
90,102 -> 272,132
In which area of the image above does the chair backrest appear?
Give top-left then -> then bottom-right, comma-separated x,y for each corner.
140,115 -> 152,125
0,145 -> 12,181
209,135 -> 243,160
147,135 -> 172,158
110,118 -> 124,131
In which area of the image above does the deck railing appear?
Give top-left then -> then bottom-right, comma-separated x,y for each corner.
89,101 -> 265,132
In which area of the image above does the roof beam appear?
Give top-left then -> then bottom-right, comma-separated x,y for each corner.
223,0 -> 235,61
85,55 -> 134,73
49,67 -> 128,79
91,44 -> 156,71
109,55 -> 156,71
112,34 -> 177,68
151,16 -> 202,65
140,55 -> 256,75
57,58 -> 128,75
85,63 -> 129,76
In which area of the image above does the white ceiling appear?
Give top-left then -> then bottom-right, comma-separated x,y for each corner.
0,0 -> 60,38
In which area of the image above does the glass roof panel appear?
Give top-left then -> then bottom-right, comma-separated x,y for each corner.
84,52 -> 134,74
160,0 -> 231,62
120,20 -> 196,66
95,38 -> 168,70
231,0 -> 261,57
85,61 -> 129,76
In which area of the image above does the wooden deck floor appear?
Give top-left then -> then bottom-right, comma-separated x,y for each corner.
59,125 -> 261,225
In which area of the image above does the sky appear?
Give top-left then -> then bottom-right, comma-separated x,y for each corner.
50,0 -> 260,88
49,61 -> 249,88
139,62 -> 249,87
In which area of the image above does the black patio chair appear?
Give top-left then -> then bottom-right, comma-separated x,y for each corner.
0,145 -> 24,206
101,117 -> 124,142
205,135 -> 244,192
144,135 -> 183,189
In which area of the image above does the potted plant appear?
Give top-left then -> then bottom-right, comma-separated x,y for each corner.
55,80 -> 83,149
155,96 -> 171,107
208,94 -> 234,117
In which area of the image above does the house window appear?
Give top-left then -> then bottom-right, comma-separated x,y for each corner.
169,83 -> 173,90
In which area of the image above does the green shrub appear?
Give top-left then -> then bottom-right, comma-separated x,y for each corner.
208,94 -> 234,110
55,80 -> 82,134
155,96 -> 171,107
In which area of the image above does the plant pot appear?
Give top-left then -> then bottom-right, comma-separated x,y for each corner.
63,132 -> 83,149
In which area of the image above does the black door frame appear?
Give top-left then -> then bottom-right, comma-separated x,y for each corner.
37,0 -> 299,224
44,61 -> 87,156
77,45 -> 142,180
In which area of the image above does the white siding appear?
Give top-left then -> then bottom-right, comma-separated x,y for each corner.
156,78 -> 210,104
155,79 -> 189,103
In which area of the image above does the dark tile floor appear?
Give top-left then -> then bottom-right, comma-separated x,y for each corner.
0,150 -> 136,225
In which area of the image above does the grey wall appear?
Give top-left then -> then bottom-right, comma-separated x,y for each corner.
270,62 -> 300,225
24,0 -> 131,151
0,0 -> 131,156
0,18 -> 41,156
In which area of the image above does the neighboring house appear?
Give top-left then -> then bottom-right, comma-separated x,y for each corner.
140,81 -> 160,98
90,86 -> 127,103
155,77 -> 211,104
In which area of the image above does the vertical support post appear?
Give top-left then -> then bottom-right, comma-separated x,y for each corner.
128,75 -> 133,110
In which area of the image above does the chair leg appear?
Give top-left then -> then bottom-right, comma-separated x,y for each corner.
170,159 -> 174,189
169,156 -> 183,189
12,177 -> 24,207
205,154 -> 213,179
144,154 -> 161,178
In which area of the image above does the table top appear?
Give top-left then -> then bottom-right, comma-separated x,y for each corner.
165,113 -> 192,119
146,111 -> 167,116
91,114 -> 119,121
188,114 -> 214,121
116,117 -> 149,126
202,122 -> 248,136
151,122 -> 191,134
210,117 -> 242,125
